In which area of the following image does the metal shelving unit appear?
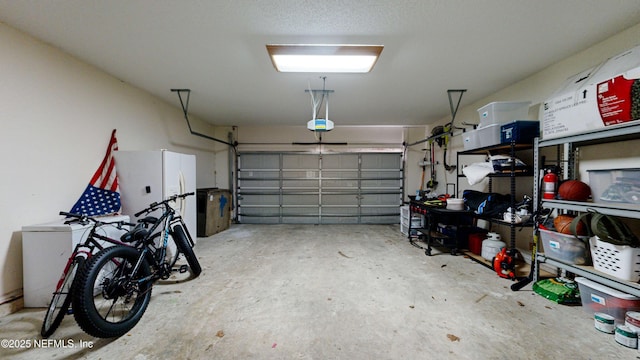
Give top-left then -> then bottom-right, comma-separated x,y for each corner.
534,122 -> 640,297
457,141 -> 534,253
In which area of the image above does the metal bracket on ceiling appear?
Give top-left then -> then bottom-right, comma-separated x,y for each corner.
170,88 -> 236,148
447,89 -> 467,130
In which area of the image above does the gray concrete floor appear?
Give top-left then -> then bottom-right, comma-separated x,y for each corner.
0,224 -> 638,359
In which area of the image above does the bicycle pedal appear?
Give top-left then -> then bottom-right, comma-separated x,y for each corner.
179,265 -> 189,273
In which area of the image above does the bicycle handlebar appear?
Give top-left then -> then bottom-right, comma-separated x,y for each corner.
134,192 -> 195,217
60,211 -> 135,228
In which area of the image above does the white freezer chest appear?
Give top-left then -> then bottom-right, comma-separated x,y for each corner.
22,214 -> 129,307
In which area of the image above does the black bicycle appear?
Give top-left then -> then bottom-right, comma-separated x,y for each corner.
71,192 -> 201,338
41,213 -> 135,338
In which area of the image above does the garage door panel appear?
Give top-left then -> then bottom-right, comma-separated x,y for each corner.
241,154 -> 280,169
361,193 -> 402,205
282,179 -> 318,188
240,194 -> 280,205
361,153 -> 400,169
322,154 -> 358,168
323,194 -> 358,205
282,194 -> 318,205
283,154 -> 319,169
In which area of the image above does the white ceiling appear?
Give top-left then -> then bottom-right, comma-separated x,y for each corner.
1,1 -> 639,127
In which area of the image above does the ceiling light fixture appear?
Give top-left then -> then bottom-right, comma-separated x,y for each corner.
266,44 -> 383,73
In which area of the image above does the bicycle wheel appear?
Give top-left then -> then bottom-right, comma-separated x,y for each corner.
72,246 -> 152,338
40,256 -> 84,338
171,225 -> 202,277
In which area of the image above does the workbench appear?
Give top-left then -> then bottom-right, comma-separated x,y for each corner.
408,200 -> 474,256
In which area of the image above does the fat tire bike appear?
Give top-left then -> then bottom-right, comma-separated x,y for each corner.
41,213 -> 135,338
71,192 -> 201,338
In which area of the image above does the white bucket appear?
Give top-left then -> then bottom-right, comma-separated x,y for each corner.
446,198 -> 464,211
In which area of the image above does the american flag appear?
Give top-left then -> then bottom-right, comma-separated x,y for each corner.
69,129 -> 121,216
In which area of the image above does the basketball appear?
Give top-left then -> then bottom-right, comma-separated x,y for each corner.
554,214 -> 587,235
558,180 -> 591,201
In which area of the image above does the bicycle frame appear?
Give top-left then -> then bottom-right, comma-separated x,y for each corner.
127,201 -> 193,284
61,214 -> 135,261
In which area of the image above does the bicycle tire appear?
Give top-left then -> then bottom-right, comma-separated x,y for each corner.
41,256 -> 84,338
171,225 -> 202,277
72,246 -> 152,338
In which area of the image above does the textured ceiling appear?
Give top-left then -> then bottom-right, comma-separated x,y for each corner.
1,1 -> 639,127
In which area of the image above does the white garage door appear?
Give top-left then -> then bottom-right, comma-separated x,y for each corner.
237,152 -> 403,224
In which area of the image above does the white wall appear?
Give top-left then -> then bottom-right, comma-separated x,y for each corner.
0,22 -> 230,304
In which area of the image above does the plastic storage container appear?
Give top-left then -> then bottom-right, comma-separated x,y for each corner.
575,277 -> 640,324
468,232 -> 487,256
587,168 -> 640,204
539,228 -> 590,265
462,131 -> 480,151
477,123 -> 502,148
590,236 -> 640,282
500,120 -> 540,144
477,101 -> 531,128
446,198 -> 464,210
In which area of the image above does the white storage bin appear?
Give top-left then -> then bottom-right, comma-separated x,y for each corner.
575,277 -> 640,324
590,236 -> 640,282
463,131 -> 481,150
587,168 -> 640,204
22,215 -> 130,307
400,205 -> 410,219
477,124 -> 502,148
477,101 -> 531,128
539,228 -> 590,265
400,222 -> 420,236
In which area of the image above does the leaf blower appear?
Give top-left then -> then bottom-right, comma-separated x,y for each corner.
493,247 -> 516,279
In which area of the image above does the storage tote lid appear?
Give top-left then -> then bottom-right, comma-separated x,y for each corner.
574,277 -> 640,300
22,214 -> 129,232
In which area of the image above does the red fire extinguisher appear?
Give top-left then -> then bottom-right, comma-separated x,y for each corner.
543,168 -> 558,200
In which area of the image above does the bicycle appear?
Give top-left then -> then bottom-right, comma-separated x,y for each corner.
71,192 -> 201,338
40,213 -> 136,338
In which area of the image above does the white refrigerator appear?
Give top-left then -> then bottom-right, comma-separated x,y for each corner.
114,150 -> 197,238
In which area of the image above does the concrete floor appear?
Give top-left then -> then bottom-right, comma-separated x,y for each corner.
0,224 -> 638,359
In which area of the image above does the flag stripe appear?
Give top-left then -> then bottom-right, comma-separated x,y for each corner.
90,129 -> 118,187
69,129 -> 121,216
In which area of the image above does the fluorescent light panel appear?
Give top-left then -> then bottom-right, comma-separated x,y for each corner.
266,44 -> 383,73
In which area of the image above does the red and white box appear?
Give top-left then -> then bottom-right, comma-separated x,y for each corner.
542,44 -> 640,139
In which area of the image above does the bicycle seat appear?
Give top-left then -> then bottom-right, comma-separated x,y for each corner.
120,223 -> 149,243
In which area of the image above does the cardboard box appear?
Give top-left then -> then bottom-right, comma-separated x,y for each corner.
197,188 -> 231,237
542,44 -> 640,139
